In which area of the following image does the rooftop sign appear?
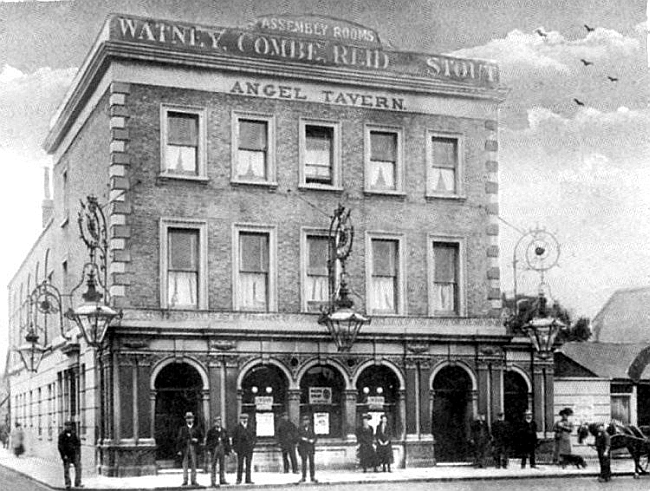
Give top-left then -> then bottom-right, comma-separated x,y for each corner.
108,15 -> 499,88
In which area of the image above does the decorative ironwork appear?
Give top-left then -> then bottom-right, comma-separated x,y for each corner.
65,195 -> 122,347
510,227 -> 564,359
318,205 -> 370,352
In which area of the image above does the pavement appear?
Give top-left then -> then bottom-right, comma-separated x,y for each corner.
0,448 -> 639,491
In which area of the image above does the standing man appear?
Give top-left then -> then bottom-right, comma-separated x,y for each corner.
297,415 -> 318,483
277,412 -> 299,474
177,411 -> 203,487
58,421 -> 82,490
491,412 -> 511,469
595,423 -> 611,482
470,414 -> 490,468
205,415 -> 231,487
232,413 -> 256,484
519,410 -> 538,468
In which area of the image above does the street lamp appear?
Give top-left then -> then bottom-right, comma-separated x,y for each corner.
65,196 -> 122,346
318,205 -> 370,351
16,328 -> 47,373
522,292 -> 565,359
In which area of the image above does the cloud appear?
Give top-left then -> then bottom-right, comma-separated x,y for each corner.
0,64 -> 76,160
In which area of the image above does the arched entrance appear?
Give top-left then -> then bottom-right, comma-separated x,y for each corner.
504,371 -> 529,425
240,364 -> 289,440
154,362 -> 205,462
299,365 -> 345,438
432,366 -> 472,462
356,365 -> 400,432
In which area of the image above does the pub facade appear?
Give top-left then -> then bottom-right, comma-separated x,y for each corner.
6,14 -> 555,477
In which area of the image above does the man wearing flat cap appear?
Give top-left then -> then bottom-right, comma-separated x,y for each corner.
232,413 -> 256,484
177,411 -> 204,487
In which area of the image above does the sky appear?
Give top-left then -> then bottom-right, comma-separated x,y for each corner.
0,0 -> 648,362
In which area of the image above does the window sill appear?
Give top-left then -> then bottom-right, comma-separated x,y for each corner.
363,189 -> 406,197
425,193 -> 466,201
157,173 -> 209,184
298,184 -> 344,193
231,180 -> 279,188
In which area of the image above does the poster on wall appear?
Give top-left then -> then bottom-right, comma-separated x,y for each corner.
254,396 -> 274,411
256,412 -> 275,437
313,412 -> 330,435
366,396 -> 385,410
309,387 -> 332,405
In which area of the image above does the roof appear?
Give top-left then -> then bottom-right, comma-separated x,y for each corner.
558,342 -> 650,380
592,286 -> 650,344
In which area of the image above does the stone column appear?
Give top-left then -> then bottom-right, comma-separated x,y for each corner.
287,389 -> 302,426
343,389 -> 358,441
208,356 -> 221,421
397,389 -> 406,440
543,361 -> 554,436
224,356 -> 239,429
490,362 -> 504,420
533,364 -> 545,435
419,360 -> 432,437
477,361 -> 490,418
404,361 -> 418,435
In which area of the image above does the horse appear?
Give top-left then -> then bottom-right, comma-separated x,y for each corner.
578,421 -> 650,477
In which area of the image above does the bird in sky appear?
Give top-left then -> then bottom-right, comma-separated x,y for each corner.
584,24 -> 595,32
534,28 -> 548,38
580,59 -> 593,66
573,98 -> 585,106
607,76 -> 619,82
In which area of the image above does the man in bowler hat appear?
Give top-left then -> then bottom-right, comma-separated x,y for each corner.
232,413 -> 256,484
58,421 -> 82,490
177,411 -> 203,486
297,414 -> 318,483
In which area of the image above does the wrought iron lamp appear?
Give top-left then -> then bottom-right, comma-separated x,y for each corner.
16,326 -> 47,372
523,292 -> 565,359
318,205 -> 370,351
65,195 -> 122,347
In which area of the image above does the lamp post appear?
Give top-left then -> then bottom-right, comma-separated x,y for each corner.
65,195 -> 121,470
318,205 -> 370,351
16,328 -> 47,373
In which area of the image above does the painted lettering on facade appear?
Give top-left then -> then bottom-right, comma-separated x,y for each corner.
228,80 -> 406,111
110,16 -> 499,88
254,15 -> 380,46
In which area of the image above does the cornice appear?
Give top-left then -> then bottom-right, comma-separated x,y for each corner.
44,40 -> 508,154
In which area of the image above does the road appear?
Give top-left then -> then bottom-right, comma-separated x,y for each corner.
0,463 -> 51,491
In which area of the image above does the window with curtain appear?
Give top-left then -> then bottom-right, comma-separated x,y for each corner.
306,235 -> 329,310
369,131 -> 397,190
433,242 -> 459,313
370,239 -> 398,313
429,137 -> 458,194
237,119 -> 268,180
167,228 -> 199,308
165,112 -> 199,175
305,125 -> 333,185
611,395 -> 631,424
239,232 -> 269,310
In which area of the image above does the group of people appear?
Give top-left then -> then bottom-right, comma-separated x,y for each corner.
177,411 -> 318,487
355,414 -> 393,473
469,410 -> 538,469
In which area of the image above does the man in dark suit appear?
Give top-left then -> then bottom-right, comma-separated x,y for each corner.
491,412 -> 511,469
519,410 -> 538,468
277,412 -> 299,474
231,413 -> 256,484
470,413 -> 490,468
58,421 -> 82,490
177,411 -> 204,486
297,415 -> 318,483
205,415 -> 232,487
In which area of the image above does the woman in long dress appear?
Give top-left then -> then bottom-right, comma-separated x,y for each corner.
375,414 -> 393,472
553,408 -> 573,467
355,414 -> 377,472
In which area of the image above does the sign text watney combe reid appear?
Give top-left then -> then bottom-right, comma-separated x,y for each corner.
229,80 -> 406,110
114,17 -> 498,86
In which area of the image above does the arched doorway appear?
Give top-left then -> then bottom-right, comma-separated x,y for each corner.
432,366 -> 473,462
240,364 -> 289,440
356,365 -> 400,433
504,371 -> 529,425
299,365 -> 345,438
154,362 -> 205,463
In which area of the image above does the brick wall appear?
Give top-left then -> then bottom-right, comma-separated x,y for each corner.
117,83 -> 500,317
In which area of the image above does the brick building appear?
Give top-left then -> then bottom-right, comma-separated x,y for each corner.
6,14 -> 553,477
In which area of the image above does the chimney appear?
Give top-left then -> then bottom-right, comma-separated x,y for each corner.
42,165 -> 53,227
